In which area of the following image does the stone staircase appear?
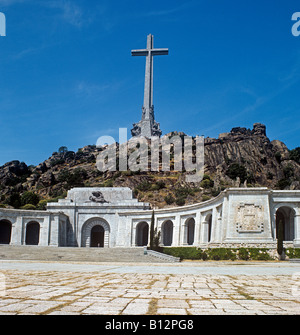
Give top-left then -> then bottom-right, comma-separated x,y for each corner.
0,245 -> 178,263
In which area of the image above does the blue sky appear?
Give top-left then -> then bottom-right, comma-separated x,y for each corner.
0,0 -> 299,166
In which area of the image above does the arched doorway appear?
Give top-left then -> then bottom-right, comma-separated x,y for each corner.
81,218 -> 110,248
90,225 -> 104,247
276,206 -> 295,241
0,220 -> 12,244
136,222 -> 149,246
162,220 -> 173,246
25,221 -> 40,245
187,218 -> 195,245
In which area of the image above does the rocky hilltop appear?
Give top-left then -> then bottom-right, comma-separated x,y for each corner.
0,123 -> 299,209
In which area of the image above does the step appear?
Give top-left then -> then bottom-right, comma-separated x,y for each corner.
0,245 -> 173,263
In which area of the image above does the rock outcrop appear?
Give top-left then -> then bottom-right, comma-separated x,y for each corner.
0,124 -> 299,208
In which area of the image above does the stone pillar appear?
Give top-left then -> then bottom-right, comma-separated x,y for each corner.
172,216 -> 180,247
181,222 -> 188,246
194,213 -> 201,246
293,214 -> 300,247
210,207 -> 217,243
200,219 -> 208,244
49,215 -> 59,247
10,217 -> 22,246
39,217 -> 50,246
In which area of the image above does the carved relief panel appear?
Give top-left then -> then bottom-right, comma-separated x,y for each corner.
235,203 -> 264,233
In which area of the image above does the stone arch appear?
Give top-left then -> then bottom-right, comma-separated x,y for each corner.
136,221 -> 149,246
81,218 -> 110,248
275,206 -> 296,242
161,220 -> 173,246
0,219 -> 12,244
25,221 -> 40,246
186,217 -> 195,245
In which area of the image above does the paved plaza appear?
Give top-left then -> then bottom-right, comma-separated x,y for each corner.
0,260 -> 300,315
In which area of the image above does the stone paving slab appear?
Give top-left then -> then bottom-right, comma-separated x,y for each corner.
0,260 -> 300,315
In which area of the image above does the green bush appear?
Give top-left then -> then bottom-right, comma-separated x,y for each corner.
247,248 -> 272,261
207,248 -> 237,261
175,196 -> 186,206
285,248 -> 300,259
162,247 -> 277,261
164,194 -> 175,205
163,247 -> 202,260
238,248 -> 250,261
289,147 -> 300,164
202,195 -> 211,202
136,181 -> 152,192
21,191 -> 40,206
226,163 -> 248,183
36,199 -> 48,210
21,204 -> 36,210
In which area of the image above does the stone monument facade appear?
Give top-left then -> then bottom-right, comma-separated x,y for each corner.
131,34 -> 168,138
1,187 -> 300,249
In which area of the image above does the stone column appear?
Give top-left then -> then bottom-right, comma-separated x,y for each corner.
200,220 -> 208,244
39,217 -> 50,246
293,214 -> 300,247
210,207 -> 217,243
194,213 -> 201,246
181,222 -> 188,246
172,215 -> 180,247
10,217 -> 22,246
49,215 -> 59,247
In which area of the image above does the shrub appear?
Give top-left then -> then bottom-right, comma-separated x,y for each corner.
226,163 -> 248,183
21,191 -> 40,206
164,194 -> 175,205
136,181 -> 152,192
162,247 -> 275,261
289,147 -> 300,164
163,247 -> 202,260
276,179 -> 291,190
207,248 -> 237,261
247,248 -> 272,261
202,195 -> 211,202
21,204 -> 36,210
238,248 -> 250,261
58,168 -> 88,188
285,248 -> 300,259
175,196 -> 186,206
5,193 -> 21,208
36,199 -> 48,210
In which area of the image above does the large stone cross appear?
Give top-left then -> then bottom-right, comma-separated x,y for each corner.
131,34 -> 168,137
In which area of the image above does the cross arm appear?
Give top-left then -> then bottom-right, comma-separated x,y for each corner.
152,48 -> 169,56
131,49 -> 148,56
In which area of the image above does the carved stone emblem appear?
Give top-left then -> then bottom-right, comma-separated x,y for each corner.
235,203 -> 264,233
89,191 -> 108,204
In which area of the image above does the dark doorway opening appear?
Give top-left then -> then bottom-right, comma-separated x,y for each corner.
25,222 -> 40,245
90,225 -> 104,247
136,222 -> 149,246
0,220 -> 12,244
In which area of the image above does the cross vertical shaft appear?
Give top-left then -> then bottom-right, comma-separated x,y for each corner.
131,34 -> 168,137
